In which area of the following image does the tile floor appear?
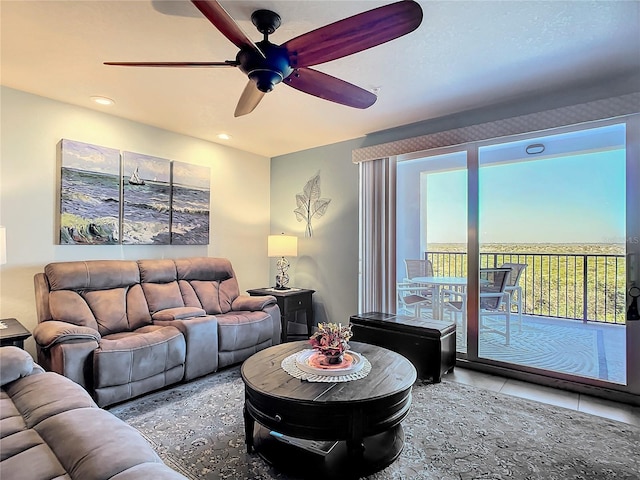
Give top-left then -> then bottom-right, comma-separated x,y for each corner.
445,366 -> 640,427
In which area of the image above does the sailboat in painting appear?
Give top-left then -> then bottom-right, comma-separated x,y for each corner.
129,166 -> 145,185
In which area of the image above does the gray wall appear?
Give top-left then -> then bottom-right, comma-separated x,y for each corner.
270,138 -> 365,326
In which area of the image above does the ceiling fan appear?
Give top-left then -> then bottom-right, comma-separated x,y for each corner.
105,0 -> 423,117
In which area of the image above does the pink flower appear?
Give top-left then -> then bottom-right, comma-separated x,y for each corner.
309,322 -> 353,354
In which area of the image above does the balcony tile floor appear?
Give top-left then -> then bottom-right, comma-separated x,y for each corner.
445,367 -> 640,427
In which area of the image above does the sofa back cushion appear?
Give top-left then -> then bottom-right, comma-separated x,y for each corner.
138,259 -> 185,313
44,261 -> 151,335
175,257 -> 239,314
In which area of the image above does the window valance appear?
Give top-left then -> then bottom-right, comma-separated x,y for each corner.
352,92 -> 640,163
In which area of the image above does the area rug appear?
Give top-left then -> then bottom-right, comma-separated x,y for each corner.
109,366 -> 640,480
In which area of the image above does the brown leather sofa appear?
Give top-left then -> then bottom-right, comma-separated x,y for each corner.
0,346 -> 187,479
33,257 -> 280,407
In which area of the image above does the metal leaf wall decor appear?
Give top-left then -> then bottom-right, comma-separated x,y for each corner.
294,172 -> 331,237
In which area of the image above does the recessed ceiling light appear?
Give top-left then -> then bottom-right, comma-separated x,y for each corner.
217,133 -> 232,140
90,96 -> 115,106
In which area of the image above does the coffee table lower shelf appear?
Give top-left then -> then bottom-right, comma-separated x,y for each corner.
252,423 -> 405,479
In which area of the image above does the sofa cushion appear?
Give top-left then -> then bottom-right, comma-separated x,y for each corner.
175,257 -> 234,281
2,372 -> 96,427
94,326 -> 186,389
127,284 -> 153,330
35,408 -> 165,480
189,280 -> 225,314
46,260 -> 151,334
142,281 -> 184,313
175,257 -> 240,314
45,260 -> 140,291
83,287 -> 128,336
138,258 -> 177,283
49,290 -> 98,330
216,311 -> 274,352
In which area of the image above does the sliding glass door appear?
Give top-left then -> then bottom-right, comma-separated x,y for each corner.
395,115 -> 639,393
477,123 -> 627,384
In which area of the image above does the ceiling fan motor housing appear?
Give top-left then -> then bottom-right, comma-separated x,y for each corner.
237,41 -> 293,93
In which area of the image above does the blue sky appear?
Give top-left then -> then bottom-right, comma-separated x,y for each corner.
426,149 -> 626,244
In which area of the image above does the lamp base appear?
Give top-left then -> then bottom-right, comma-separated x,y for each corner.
273,285 -> 291,291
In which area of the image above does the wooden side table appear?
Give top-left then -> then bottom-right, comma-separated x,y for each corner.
0,318 -> 32,349
247,288 -> 315,342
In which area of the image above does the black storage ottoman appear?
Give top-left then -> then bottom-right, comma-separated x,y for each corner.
350,312 -> 456,382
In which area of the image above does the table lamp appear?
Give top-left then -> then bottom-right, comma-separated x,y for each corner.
268,233 -> 298,290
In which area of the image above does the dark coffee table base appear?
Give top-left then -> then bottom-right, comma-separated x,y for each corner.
253,423 -> 405,479
242,341 -> 416,478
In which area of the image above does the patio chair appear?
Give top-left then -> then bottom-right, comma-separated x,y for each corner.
397,282 -> 433,318
404,259 -> 436,299
500,262 -> 527,331
441,267 -> 512,345
404,259 -> 434,279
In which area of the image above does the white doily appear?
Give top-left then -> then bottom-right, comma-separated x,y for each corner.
281,349 -> 371,382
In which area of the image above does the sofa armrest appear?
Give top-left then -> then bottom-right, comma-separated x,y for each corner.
33,320 -> 101,349
0,346 -> 41,386
232,294 -> 277,312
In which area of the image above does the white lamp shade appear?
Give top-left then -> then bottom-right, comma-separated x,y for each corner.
268,234 -> 298,257
0,226 -> 6,265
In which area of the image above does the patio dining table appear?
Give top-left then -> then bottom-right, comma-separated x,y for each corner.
409,276 -> 471,320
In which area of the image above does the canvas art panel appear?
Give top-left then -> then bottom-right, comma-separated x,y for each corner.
171,161 -> 211,245
59,139 -> 121,244
122,151 -> 171,245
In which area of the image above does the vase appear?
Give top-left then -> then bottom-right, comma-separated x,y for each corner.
322,352 -> 344,365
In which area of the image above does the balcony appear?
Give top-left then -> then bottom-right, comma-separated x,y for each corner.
421,250 -> 627,384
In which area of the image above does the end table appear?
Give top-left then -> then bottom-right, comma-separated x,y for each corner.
0,318 -> 32,349
247,288 -> 314,342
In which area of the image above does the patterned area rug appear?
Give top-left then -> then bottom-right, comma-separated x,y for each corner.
109,365 -> 640,480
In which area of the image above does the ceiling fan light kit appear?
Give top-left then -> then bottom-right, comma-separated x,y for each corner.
105,0 -> 423,117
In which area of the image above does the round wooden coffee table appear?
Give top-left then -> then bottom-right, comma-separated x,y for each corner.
241,341 -> 417,478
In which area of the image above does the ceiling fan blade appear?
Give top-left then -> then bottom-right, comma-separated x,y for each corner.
234,80 -> 266,117
104,61 -> 238,68
191,0 -> 265,58
284,67 -> 376,109
283,0 -> 422,68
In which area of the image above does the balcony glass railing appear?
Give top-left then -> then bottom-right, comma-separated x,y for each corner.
426,251 -> 626,324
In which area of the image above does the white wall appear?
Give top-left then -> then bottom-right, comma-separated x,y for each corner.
0,87 -> 271,357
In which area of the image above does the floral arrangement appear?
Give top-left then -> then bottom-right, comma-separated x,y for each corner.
309,322 -> 353,356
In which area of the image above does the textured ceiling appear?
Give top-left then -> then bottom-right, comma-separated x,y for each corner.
1,0 -> 639,157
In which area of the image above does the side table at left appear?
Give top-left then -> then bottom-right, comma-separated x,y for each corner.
0,318 -> 32,349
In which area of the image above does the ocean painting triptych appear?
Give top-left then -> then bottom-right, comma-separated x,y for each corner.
59,139 -> 210,245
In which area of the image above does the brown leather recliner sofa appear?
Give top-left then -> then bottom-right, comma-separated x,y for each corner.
33,257 -> 280,407
0,346 -> 187,480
